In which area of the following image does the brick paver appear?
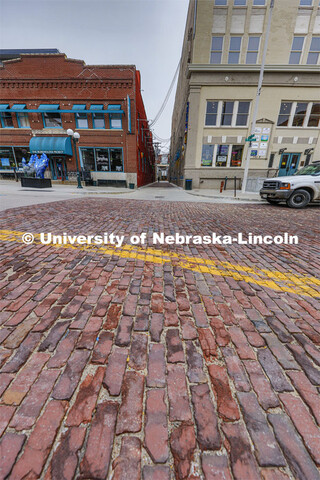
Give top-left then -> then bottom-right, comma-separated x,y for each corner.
0,198 -> 319,479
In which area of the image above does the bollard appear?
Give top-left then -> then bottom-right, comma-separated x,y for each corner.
234,176 -> 237,197
220,181 -> 224,193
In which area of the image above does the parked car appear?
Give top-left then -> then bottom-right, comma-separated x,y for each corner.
260,161 -> 320,208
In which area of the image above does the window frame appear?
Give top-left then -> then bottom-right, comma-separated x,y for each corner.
75,112 -> 89,129
210,36 -> 224,64
92,112 -> 105,129
246,36 -> 261,64
289,36 -> 305,65
307,36 -> 320,65
0,112 -> 14,128
200,143 -> 244,168
16,112 -> 30,128
228,36 -> 242,64
109,112 -> 122,130
277,101 -> 320,128
205,100 -> 251,128
42,111 -> 62,129
79,146 -> 124,171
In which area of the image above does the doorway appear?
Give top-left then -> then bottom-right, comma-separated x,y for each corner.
49,157 -> 68,180
278,153 -> 301,177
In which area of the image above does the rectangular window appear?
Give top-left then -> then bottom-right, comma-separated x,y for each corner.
205,101 -> 218,126
17,113 -> 30,128
292,102 -> 308,126
210,37 -> 223,64
307,37 -> 320,64
300,0 -> 312,5
109,113 -> 122,129
43,112 -> 62,128
215,0 -> 227,4
80,148 -> 96,171
75,113 -> 88,129
0,147 -> 16,169
277,102 -> 293,127
93,113 -> 105,129
236,101 -> 250,125
253,0 -> 265,4
230,145 -> 243,167
246,36 -> 260,64
201,145 -> 214,166
1,112 -> 14,128
228,37 -> 242,64
96,148 -> 109,171
234,0 -> 246,5
308,103 -> 320,127
221,101 -> 234,126
215,145 -> 229,167
110,148 -> 123,171
289,36 -> 305,64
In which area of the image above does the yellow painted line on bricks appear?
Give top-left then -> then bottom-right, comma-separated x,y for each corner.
0,229 -> 319,298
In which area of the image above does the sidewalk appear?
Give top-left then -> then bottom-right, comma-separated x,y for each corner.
187,188 -> 261,202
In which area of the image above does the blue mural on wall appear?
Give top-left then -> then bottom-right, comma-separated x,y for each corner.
22,153 -> 49,179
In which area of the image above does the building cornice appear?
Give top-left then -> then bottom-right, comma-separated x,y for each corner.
0,79 -> 133,89
188,64 -> 320,74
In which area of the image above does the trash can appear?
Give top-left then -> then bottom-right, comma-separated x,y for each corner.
185,179 -> 192,190
129,183 -> 135,190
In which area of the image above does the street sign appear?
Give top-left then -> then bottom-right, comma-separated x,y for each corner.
245,134 -> 257,142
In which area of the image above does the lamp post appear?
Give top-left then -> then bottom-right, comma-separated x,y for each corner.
67,129 -> 82,189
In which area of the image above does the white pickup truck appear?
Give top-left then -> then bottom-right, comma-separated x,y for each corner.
260,161 -> 320,208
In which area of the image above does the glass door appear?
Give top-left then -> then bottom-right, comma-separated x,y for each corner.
278,153 -> 301,176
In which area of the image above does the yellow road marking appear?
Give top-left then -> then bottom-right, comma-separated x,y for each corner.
0,229 -> 319,298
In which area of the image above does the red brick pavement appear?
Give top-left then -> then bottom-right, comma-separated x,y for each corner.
0,198 -> 320,480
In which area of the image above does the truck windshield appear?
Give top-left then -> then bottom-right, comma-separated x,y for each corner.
294,164 -> 320,176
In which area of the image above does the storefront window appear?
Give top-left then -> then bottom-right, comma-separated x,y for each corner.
230,145 -> 243,167
0,147 -> 16,169
0,112 -> 14,128
17,113 -> 30,128
96,148 -> 109,171
110,148 -> 123,171
13,147 -> 29,168
215,145 -> 229,167
80,148 -> 95,171
43,112 -> 62,128
201,145 -> 214,166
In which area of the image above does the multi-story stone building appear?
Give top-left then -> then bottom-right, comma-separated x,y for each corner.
170,0 -> 320,189
0,51 -> 155,187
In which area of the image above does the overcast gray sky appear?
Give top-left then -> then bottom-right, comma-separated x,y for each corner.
0,0 -> 189,152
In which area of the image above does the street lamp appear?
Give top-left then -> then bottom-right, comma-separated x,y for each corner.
67,129 -> 82,189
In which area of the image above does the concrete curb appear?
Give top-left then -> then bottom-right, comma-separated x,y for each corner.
186,191 -> 264,203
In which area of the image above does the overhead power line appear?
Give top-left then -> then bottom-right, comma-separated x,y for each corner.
149,59 -> 181,128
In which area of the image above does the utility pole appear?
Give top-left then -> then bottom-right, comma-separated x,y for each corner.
241,0 -> 275,193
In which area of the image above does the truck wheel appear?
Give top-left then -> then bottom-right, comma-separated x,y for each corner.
266,199 -> 281,205
286,189 -> 311,208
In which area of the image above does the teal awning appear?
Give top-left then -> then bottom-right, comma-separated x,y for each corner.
90,104 -> 104,110
0,104 -> 9,111
108,104 -> 121,110
38,104 -> 59,111
29,136 -> 73,155
72,104 -> 86,110
11,104 -> 26,110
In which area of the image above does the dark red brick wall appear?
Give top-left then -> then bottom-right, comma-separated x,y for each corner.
0,54 -> 154,185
